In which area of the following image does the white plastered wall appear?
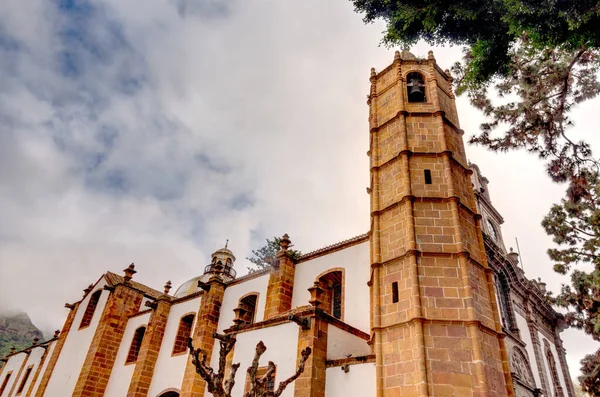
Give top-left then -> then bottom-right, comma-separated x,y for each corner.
326,325 -> 370,360
148,295 -> 202,397
218,275 -> 269,333
43,278 -> 110,397
0,352 -> 26,397
538,331 -> 569,394
514,313 -> 541,387
10,346 -> 46,397
325,362 -> 376,397
292,241 -> 370,332
104,312 -> 151,396
225,323 -> 299,397
29,341 -> 55,397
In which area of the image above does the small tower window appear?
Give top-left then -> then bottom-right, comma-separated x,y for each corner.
406,72 -> 426,103
172,314 -> 195,355
424,170 -> 432,184
392,282 -> 399,303
126,326 -> 146,364
79,289 -> 102,329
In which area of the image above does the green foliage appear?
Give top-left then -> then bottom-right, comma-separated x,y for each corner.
542,172 -> 600,337
246,237 -> 302,274
352,0 -> 600,82
542,171 -> 600,391
579,349 -> 600,395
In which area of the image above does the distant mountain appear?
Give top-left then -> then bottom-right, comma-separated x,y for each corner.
0,312 -> 44,360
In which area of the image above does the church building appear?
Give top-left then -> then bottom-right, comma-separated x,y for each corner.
0,51 -> 575,397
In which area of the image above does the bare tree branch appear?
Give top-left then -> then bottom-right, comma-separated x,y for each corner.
273,347 -> 312,397
189,336 -> 310,397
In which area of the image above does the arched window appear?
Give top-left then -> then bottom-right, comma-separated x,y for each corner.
406,72 -> 426,103
545,344 -> 563,397
317,270 -> 344,320
126,326 -> 146,364
0,371 -> 13,396
493,274 -> 514,331
79,290 -> 102,329
16,365 -> 33,395
157,390 -> 180,397
236,293 -> 258,325
486,219 -> 499,241
172,314 -> 195,355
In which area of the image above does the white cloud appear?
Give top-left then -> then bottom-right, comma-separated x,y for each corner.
0,0 -> 597,378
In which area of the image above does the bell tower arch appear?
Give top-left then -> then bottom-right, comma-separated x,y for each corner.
368,50 -> 515,397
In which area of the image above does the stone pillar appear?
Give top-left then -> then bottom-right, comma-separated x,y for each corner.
127,283 -> 172,397
34,304 -> 79,397
368,50 -> 513,397
72,275 -> 145,397
264,234 -> 296,320
294,312 -> 327,397
180,276 -> 226,397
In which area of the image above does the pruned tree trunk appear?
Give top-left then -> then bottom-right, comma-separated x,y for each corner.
189,335 -> 311,397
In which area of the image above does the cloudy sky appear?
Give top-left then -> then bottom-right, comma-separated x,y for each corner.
0,0 -> 597,378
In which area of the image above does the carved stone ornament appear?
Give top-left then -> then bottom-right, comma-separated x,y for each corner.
510,347 -> 535,386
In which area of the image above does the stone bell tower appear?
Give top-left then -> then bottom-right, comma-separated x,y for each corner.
368,50 -> 514,397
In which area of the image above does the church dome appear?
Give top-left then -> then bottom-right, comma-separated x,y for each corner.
173,276 -> 204,298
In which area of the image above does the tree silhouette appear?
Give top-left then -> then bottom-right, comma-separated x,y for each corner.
188,334 -> 311,397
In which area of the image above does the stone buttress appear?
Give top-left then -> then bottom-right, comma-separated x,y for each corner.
72,266 -> 145,397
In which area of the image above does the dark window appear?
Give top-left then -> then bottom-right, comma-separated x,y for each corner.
424,170 -> 432,184
317,271 -> 344,320
158,392 -> 180,397
406,72 -> 426,103
172,314 -> 195,355
245,366 -> 275,394
80,290 -> 102,329
494,275 -> 513,330
126,326 -> 146,364
392,282 -> 399,303
239,294 -> 259,325
16,366 -> 32,395
332,284 -> 342,320
267,374 -> 275,392
0,371 -> 12,395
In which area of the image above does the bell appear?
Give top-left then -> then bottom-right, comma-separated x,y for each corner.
409,84 -> 424,101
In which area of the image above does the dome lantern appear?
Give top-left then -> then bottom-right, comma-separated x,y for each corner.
203,241 -> 236,280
